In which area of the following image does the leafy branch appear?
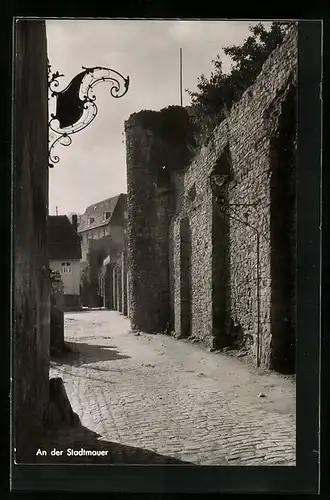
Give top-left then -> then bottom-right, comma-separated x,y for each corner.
186,22 -> 294,148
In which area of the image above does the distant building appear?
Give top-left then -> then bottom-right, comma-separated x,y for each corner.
78,193 -> 127,263
78,193 -> 127,307
48,215 -> 82,310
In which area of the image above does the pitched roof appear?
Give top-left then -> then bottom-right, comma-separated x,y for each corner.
48,216 -> 82,260
78,193 -> 126,233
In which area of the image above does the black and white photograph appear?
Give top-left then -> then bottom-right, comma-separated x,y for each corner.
11,17 -> 322,487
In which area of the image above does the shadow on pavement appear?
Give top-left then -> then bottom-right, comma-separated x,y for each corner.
64,309 -> 91,314
51,342 -> 131,366
34,423 -> 193,465
65,308 -> 113,314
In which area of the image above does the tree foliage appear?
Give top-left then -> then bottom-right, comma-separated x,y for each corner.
49,269 -> 64,303
186,22 -> 295,147
50,269 -> 62,282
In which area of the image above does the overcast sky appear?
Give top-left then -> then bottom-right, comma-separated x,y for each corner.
46,19 -> 270,216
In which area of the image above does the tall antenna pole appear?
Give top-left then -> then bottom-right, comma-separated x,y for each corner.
179,47 -> 183,107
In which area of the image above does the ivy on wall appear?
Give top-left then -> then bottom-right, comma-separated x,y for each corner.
128,105 -> 197,173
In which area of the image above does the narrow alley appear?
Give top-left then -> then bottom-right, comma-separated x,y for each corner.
40,310 -> 295,466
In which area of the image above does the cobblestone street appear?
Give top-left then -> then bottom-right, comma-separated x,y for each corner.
42,310 -> 296,466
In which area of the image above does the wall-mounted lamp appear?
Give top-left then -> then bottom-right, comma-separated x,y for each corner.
48,63 -> 130,168
209,167 -> 263,367
209,171 -> 259,209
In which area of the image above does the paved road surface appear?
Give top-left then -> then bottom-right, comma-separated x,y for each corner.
45,310 -> 296,465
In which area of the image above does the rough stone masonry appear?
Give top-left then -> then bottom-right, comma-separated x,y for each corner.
125,26 -> 297,373
13,20 -> 50,461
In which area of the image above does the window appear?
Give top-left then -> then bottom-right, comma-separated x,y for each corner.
188,184 -> 196,202
61,262 -> 72,274
89,217 -> 95,225
103,211 -> 111,220
157,165 -> 171,189
123,211 -> 128,220
209,144 -> 232,198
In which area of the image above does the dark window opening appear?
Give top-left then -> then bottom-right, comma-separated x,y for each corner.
214,144 -> 231,176
157,165 -> 171,190
210,144 -> 232,199
188,184 -> 196,202
269,84 -> 296,375
179,217 -> 192,338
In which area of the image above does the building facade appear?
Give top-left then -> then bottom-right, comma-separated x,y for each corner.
125,27 -> 297,373
13,19 -> 50,462
78,193 -> 127,262
48,215 -> 82,310
78,193 -> 127,307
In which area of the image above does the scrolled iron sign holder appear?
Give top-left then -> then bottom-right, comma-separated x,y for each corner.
48,62 -> 130,168
209,171 -> 263,367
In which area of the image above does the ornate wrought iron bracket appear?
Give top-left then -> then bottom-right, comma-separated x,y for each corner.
48,62 -> 130,168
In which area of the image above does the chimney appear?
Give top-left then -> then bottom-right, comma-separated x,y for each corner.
71,214 -> 78,233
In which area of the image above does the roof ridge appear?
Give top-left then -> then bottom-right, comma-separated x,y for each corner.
83,193 -> 123,214
77,193 -> 127,233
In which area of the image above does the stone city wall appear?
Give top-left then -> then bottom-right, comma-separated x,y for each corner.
125,26 -> 297,371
